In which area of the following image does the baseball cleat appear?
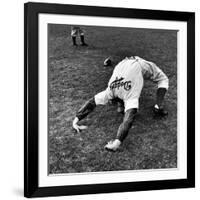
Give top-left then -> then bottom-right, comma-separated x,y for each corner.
104,139 -> 121,152
72,43 -> 78,46
117,106 -> 124,114
81,43 -> 88,46
153,106 -> 168,117
117,100 -> 125,114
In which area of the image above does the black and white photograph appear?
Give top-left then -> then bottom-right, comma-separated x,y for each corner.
48,24 -> 177,174
1,0 -> 199,199
24,2 -> 195,197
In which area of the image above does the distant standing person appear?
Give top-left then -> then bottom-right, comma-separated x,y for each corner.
71,26 -> 88,46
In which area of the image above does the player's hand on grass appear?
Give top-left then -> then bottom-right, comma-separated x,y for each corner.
72,117 -> 88,133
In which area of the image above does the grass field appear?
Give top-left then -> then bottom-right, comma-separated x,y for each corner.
48,24 -> 177,174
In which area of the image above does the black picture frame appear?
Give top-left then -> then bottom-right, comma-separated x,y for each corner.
24,2 -> 195,198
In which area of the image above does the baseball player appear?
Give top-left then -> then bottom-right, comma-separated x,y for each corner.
72,56 -> 169,151
71,26 -> 88,46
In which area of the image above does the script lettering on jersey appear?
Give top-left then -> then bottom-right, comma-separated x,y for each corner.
110,77 -> 131,91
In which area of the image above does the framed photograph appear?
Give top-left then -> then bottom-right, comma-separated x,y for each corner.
24,2 -> 195,198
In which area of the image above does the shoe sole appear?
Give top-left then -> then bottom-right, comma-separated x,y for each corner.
104,146 -> 117,152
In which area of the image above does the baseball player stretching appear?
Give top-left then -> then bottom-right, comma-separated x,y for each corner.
73,56 -> 169,151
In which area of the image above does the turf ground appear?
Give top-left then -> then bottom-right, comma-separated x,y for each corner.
48,24 -> 177,174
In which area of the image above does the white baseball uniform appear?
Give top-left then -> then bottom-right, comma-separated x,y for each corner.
95,56 -> 169,112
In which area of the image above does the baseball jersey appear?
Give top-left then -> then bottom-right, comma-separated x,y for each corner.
95,56 -> 169,111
